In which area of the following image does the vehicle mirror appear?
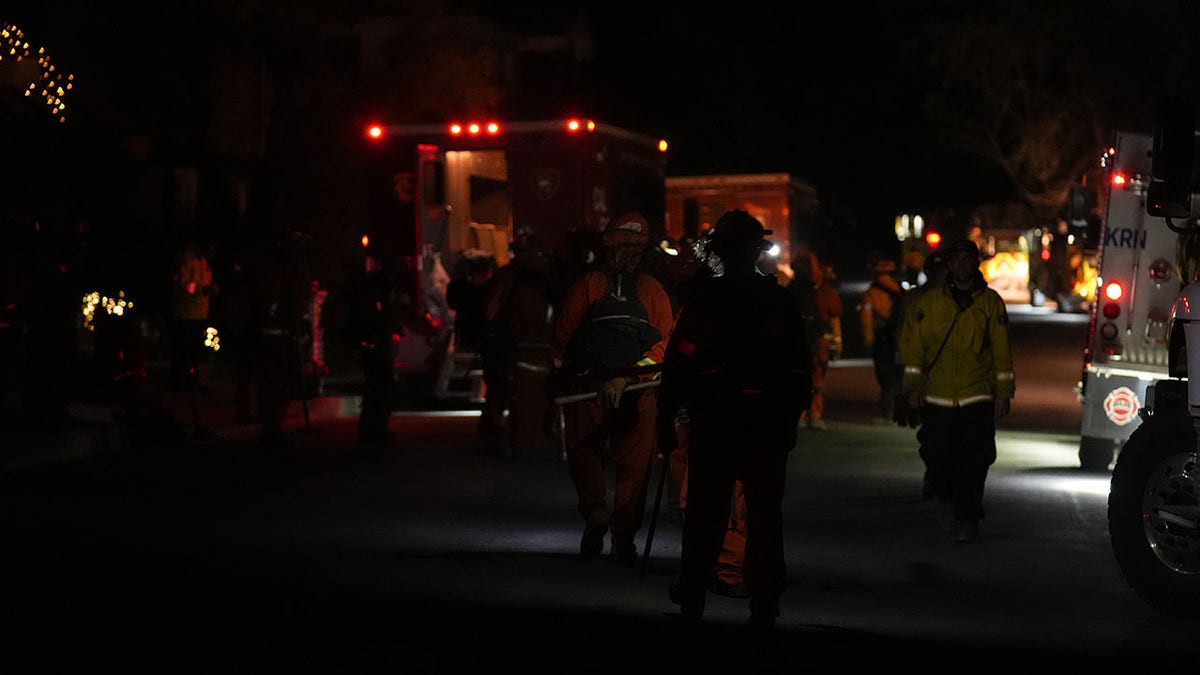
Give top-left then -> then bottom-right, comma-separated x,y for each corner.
1151,97 -> 1197,186
1147,180 -> 1193,219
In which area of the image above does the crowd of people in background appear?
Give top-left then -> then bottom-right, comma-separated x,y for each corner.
0,206 -> 1017,632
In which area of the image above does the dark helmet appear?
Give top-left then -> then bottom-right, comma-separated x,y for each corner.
704,209 -> 772,257
602,212 -> 651,248
924,249 -> 948,273
947,238 -> 981,260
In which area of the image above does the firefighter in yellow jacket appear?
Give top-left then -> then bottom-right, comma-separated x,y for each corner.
899,238 -> 1014,543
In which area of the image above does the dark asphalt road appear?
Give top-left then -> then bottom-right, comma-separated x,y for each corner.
2,307 -> 1197,673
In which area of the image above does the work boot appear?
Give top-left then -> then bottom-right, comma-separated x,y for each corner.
609,535 -> 638,566
747,597 -> 779,635
579,511 -> 609,559
669,578 -> 705,621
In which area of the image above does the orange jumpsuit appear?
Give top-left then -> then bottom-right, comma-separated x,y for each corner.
809,275 -> 844,425
551,269 -> 674,553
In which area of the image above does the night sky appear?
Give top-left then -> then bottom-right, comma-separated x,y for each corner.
9,0 -> 1199,263
463,0 -> 1066,255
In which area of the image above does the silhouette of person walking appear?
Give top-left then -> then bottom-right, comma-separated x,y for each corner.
659,210 -> 812,633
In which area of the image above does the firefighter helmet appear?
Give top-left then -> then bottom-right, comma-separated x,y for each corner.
602,212 -> 651,248
705,210 -> 772,254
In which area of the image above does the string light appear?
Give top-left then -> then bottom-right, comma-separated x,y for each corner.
81,291 -> 133,331
204,326 -> 220,352
1,22 -> 75,122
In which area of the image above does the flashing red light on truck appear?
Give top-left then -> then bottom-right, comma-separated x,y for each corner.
926,231 -> 942,249
448,121 -> 501,137
566,118 -> 595,133
1105,281 -> 1124,301
366,124 -> 384,140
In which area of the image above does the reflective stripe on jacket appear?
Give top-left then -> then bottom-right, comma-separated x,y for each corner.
898,280 -> 1015,407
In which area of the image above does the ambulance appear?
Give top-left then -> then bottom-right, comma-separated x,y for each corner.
359,117 -> 669,404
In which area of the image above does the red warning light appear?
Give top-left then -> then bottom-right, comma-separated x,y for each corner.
449,123 -> 464,136
926,231 -> 942,249
467,122 -> 482,135
366,125 -> 384,140
1112,173 -> 1127,187
485,121 -> 500,135
1104,282 -> 1123,301
1041,248 -> 1051,261
567,119 -> 582,132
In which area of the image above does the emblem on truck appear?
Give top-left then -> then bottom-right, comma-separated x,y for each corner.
532,168 -> 560,202
1103,386 -> 1140,425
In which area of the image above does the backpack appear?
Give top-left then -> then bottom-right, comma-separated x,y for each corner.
567,271 -> 662,375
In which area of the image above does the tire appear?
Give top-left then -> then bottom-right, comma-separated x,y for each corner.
1108,411 -> 1200,617
1079,435 -> 1115,472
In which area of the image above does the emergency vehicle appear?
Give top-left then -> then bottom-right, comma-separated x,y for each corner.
1106,100 -> 1200,617
1076,130 -> 1181,471
360,117 -> 669,404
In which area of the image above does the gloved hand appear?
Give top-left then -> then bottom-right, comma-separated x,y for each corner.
598,377 -> 629,411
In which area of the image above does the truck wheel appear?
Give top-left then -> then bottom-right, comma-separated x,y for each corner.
1108,412 -> 1200,618
1078,436 -> 1115,472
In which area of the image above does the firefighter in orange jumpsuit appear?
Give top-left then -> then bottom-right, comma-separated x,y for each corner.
808,255 -> 843,429
481,227 -> 557,457
551,212 -> 675,566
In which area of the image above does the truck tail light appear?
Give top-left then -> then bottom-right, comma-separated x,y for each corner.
1101,282 -> 1124,320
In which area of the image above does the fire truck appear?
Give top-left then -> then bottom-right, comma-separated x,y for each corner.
1106,100 -> 1200,617
1076,130 -> 1182,471
359,117 -> 669,405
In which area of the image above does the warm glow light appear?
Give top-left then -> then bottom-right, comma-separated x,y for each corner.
361,234 -> 370,248
1112,173 -> 1127,187
658,139 -> 668,152
0,23 -> 72,121
926,231 -> 942,248
1105,282 -> 1123,301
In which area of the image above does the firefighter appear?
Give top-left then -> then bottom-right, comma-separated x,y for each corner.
347,263 -> 404,452
900,239 -> 1014,543
480,226 -> 557,457
859,251 -> 905,424
659,209 -> 812,633
550,212 -> 675,566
